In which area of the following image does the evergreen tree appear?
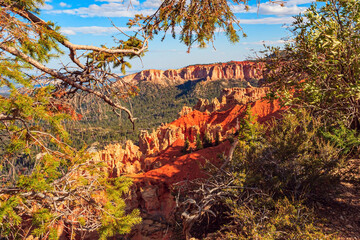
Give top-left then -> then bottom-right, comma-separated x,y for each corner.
203,131 -> 213,148
183,137 -> 191,153
196,133 -> 203,150
266,0 -> 360,130
215,131 -> 221,146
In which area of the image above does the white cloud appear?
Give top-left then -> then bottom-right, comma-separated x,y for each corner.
39,3 -> 53,10
95,0 -> 140,5
286,0 -> 315,6
142,0 -> 162,8
239,17 -> 294,25
50,2 -> 154,17
231,4 -> 257,14
60,26 -> 140,35
259,3 -> 307,16
232,0 -> 314,16
240,39 -> 293,45
60,2 -> 71,8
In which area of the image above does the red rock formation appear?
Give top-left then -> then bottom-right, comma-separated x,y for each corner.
194,86 -> 270,112
92,140 -> 142,176
93,84 -> 284,239
178,106 -> 193,117
121,61 -> 264,86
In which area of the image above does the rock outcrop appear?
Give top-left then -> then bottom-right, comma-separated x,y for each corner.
120,61 -> 264,86
92,140 -> 142,176
194,86 -> 269,112
178,106 -> 193,118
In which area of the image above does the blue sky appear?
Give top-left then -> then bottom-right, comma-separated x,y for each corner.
39,0 -> 317,73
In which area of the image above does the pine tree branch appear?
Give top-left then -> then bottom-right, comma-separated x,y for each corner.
0,43 -> 137,125
0,1 -> 149,56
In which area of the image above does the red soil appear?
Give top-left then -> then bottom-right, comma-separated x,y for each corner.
132,139 -> 231,185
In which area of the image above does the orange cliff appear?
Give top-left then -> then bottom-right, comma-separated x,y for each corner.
120,61 -> 265,86
91,85 -> 284,239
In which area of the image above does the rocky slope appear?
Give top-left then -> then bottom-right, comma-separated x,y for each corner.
121,61 -> 264,86
91,84 -> 284,239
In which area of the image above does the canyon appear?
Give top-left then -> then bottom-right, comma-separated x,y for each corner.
92,79 -> 284,239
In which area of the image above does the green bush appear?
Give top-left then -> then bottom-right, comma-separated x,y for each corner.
223,196 -> 335,239
232,109 -> 342,198
265,0 -> 360,130
321,124 -> 360,155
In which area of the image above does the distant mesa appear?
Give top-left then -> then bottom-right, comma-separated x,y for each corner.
119,61 -> 264,86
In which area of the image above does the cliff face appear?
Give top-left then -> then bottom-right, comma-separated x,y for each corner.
121,61 -> 264,86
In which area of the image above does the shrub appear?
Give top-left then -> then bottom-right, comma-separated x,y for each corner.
266,0 -> 360,130
321,124 -> 360,155
232,109 -> 342,199
223,196 -> 335,239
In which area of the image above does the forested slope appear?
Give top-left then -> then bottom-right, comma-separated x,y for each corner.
67,77 -> 260,148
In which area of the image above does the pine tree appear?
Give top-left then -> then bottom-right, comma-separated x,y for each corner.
0,1 -> 143,238
196,133 -> 203,150
215,132 -> 221,146
203,131 -> 213,148
183,137 -> 191,153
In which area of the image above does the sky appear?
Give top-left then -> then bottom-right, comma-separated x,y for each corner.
38,0 -> 318,73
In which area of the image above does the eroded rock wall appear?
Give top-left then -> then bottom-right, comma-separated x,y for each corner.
121,61 -> 264,86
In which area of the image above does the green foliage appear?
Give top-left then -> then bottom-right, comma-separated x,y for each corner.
266,0 -> 360,130
224,196 -> 334,239
0,196 -> 22,236
203,131 -> 212,148
147,0 -> 251,50
195,133 -> 203,150
0,0 -> 141,238
238,105 -> 261,144
182,137 -> 191,153
233,109 -> 341,198
98,177 -> 142,239
321,124 -> 360,155
32,209 -> 56,239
